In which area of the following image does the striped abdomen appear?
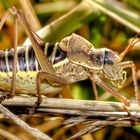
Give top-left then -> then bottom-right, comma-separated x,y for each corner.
0,43 -> 66,72
0,42 -> 87,95
0,43 -> 67,95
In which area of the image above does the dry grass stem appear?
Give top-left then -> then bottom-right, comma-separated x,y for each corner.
1,93 -> 140,139
0,103 -> 52,140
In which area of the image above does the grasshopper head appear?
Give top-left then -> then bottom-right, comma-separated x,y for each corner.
102,49 -> 126,87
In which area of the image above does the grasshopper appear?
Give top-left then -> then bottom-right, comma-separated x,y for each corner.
0,7 -> 140,113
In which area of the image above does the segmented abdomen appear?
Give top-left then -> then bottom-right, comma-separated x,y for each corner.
0,43 -> 66,72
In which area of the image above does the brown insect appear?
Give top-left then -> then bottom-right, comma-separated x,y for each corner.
0,7 -> 140,114
59,33 -> 140,106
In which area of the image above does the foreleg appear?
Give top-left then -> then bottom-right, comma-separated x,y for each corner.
121,61 -> 140,105
90,74 -> 130,106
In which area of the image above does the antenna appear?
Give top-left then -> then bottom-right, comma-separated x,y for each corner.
119,33 -> 140,61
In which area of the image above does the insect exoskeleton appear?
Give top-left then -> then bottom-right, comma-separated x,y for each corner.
59,33 -> 126,88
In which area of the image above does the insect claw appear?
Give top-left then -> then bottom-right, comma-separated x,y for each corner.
28,108 -> 35,116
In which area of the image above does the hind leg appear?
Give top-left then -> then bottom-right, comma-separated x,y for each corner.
0,9 -> 19,100
29,71 -> 73,115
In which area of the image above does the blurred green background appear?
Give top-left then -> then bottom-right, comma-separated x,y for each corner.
0,0 -> 140,140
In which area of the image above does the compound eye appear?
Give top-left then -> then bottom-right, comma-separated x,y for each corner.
104,58 -> 113,65
104,50 -> 113,65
